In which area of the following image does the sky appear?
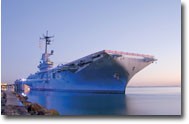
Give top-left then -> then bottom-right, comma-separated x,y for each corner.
1,0 -> 181,86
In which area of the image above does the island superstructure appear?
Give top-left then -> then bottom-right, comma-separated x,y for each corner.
15,32 -> 157,94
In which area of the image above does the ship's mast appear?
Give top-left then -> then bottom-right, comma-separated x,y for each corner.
40,31 -> 54,54
38,31 -> 54,71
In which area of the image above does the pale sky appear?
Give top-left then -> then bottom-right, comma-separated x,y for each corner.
1,0 -> 181,86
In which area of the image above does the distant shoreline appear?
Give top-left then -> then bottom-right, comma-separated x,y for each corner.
127,86 -> 181,88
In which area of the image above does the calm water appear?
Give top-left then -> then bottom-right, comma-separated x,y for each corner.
25,87 -> 181,115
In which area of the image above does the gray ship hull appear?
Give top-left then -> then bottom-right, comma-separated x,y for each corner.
15,50 -> 156,94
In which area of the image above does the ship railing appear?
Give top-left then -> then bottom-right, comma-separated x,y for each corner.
104,50 -> 154,58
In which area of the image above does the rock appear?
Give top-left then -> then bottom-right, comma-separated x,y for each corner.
23,101 -> 33,113
19,96 -> 27,103
46,109 -> 59,115
36,110 -> 46,115
24,96 -> 28,100
23,101 -> 32,107
28,103 -> 47,115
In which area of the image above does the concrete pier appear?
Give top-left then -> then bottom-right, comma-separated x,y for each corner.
1,90 -> 30,115
5,91 -> 20,105
1,90 -> 59,115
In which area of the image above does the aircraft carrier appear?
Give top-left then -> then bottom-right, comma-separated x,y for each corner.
15,32 -> 156,94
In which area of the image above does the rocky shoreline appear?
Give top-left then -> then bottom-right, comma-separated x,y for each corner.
1,90 -> 59,115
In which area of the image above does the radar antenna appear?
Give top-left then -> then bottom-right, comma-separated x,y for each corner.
40,31 -> 54,54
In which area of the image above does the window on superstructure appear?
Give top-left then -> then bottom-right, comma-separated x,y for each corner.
40,73 -> 44,79
44,73 -> 48,79
52,73 -> 56,79
56,73 -> 61,79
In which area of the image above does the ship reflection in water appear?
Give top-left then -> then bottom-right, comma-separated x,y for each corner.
25,87 -> 181,115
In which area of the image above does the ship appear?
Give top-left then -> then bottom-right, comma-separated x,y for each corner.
15,32 -> 157,94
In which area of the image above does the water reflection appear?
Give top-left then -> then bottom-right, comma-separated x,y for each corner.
27,91 -> 127,115
126,94 -> 181,115
26,87 -> 181,115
